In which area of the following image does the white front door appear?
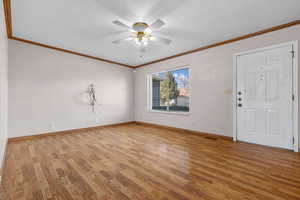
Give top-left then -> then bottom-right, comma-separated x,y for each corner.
236,44 -> 294,150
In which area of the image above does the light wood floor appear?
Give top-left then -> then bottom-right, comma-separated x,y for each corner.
2,124 -> 300,200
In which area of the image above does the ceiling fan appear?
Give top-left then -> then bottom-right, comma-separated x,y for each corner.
112,19 -> 172,53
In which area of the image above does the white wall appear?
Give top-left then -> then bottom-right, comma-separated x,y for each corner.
0,0 -> 8,169
134,24 -> 300,143
8,40 -> 134,138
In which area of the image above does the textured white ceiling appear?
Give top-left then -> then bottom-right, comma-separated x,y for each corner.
11,0 -> 300,66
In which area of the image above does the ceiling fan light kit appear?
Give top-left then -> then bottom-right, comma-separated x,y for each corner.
112,19 -> 172,54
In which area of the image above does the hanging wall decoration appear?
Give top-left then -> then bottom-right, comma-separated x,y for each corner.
87,84 -> 97,113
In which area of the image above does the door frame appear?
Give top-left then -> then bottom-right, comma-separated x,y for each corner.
233,41 -> 299,152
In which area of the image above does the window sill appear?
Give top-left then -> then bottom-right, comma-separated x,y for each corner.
148,110 -> 190,116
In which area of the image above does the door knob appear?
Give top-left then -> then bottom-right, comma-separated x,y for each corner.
238,103 -> 242,107
238,91 -> 242,95
238,98 -> 242,101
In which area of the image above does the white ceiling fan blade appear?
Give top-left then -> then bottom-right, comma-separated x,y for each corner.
112,37 -> 133,44
154,36 -> 172,45
112,20 -> 131,30
150,19 -> 165,30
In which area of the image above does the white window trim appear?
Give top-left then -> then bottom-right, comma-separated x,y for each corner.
147,66 -> 191,115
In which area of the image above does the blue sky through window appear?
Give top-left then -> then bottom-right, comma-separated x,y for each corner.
155,68 -> 189,89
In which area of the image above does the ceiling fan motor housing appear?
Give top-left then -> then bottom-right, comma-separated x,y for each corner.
132,22 -> 149,32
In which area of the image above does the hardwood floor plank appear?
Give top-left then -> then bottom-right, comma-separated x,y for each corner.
1,124 -> 300,200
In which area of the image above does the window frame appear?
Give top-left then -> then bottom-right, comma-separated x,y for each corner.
147,66 -> 191,115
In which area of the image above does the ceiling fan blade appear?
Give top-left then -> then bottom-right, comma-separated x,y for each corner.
150,19 -> 165,30
154,36 -> 172,45
112,37 -> 133,44
112,20 -> 131,30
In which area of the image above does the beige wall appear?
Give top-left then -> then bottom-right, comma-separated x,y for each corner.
0,0 -> 8,170
7,23 -> 300,145
8,40 -> 134,138
134,24 -> 300,144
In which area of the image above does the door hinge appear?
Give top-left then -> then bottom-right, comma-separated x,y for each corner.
293,137 -> 295,144
291,50 -> 295,58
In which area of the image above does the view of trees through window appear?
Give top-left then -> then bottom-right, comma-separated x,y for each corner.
152,68 -> 190,112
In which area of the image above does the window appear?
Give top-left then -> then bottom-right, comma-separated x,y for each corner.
150,67 -> 190,113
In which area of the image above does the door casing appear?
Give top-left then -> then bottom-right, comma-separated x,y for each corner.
233,41 -> 299,152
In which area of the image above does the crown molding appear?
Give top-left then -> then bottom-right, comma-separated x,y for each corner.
3,0 -> 12,38
3,0 -> 300,69
10,37 -> 133,68
133,19 -> 300,68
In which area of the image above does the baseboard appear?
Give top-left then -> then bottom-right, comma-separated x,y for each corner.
0,139 -> 8,185
134,121 -> 232,141
8,121 -> 232,143
8,121 -> 135,142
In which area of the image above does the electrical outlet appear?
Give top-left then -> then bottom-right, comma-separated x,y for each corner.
192,121 -> 197,126
49,123 -> 54,129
